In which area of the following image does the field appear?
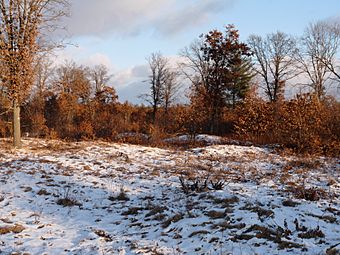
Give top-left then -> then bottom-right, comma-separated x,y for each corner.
0,138 -> 339,255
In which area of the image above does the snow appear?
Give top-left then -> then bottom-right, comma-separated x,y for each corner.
164,134 -> 226,145
0,138 -> 339,255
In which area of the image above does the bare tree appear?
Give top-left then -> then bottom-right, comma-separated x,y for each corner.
315,22 -> 340,83
34,56 -> 54,97
141,52 -> 169,122
248,31 -> 298,102
89,64 -> 113,95
162,69 -> 180,114
180,40 -> 208,91
296,21 -> 340,99
0,0 -> 69,147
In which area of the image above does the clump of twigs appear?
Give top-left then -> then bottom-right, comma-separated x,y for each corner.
179,175 -> 225,194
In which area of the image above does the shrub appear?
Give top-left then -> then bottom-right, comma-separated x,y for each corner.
236,94 -> 340,155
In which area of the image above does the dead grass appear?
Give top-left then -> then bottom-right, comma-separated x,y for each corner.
282,199 -> 299,207
287,158 -> 323,170
213,221 -> 246,230
289,185 -> 328,201
56,198 -> 82,207
240,204 -> 274,220
188,230 -> 210,237
306,213 -> 337,224
298,227 -> 325,239
161,214 -> 183,228
211,196 -> 240,206
243,224 -> 302,250
93,229 -> 113,242
232,234 -> 254,241
0,224 -> 25,235
37,189 -> 51,196
28,140 -> 87,153
326,244 -> 340,255
109,188 -> 130,202
121,207 -> 144,216
206,210 -> 227,219
145,206 -> 167,217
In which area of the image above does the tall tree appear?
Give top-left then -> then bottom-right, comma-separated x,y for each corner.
142,52 -> 169,122
296,21 -> 340,99
248,31 -> 298,102
52,61 -> 91,103
0,0 -> 68,147
46,62 -> 91,138
89,64 -> 116,104
181,25 -> 252,133
161,68 -> 179,114
314,22 -> 340,84
22,57 -> 53,137
89,64 -> 112,95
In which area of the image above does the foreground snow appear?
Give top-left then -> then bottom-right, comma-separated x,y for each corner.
0,138 -> 339,255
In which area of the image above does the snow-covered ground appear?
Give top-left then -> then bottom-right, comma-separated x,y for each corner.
0,138 -> 339,255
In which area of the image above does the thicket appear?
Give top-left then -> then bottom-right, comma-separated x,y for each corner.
1,89 -> 339,156
236,94 -> 339,156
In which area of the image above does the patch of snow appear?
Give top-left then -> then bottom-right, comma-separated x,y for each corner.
0,138 -> 338,254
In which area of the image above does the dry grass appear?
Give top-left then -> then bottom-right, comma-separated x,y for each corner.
109,187 -> 130,202
0,224 -> 25,235
161,213 -> 183,228
37,189 -> 51,196
289,186 -> 328,201
121,207 -> 144,216
93,229 -> 113,242
298,227 -> 325,239
282,199 -> 299,207
205,210 -> 226,219
240,204 -> 274,220
286,158 -> 323,170
188,230 -> 210,237
212,221 -> 246,230
145,206 -> 167,217
56,198 -> 81,207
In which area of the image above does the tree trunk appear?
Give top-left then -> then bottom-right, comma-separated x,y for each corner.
152,105 -> 157,123
209,108 -> 216,134
13,99 -> 21,148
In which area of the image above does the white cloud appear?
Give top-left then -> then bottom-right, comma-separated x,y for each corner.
52,46 -> 117,72
111,64 -> 148,103
66,0 -> 234,37
154,0 -> 233,35
79,53 -> 114,69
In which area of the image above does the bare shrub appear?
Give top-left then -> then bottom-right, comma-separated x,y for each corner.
56,186 -> 82,207
109,187 -> 129,202
179,175 -> 225,194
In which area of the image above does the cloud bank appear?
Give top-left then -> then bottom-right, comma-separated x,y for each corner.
66,0 -> 234,37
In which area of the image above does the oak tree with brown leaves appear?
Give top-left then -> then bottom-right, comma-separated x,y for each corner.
0,0 -> 68,147
182,25 -> 252,134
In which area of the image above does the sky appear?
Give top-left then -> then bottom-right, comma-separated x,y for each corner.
56,0 -> 340,103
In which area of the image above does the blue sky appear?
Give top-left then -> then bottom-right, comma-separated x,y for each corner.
58,0 -> 340,103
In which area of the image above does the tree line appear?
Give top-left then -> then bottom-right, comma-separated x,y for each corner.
0,0 -> 339,155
